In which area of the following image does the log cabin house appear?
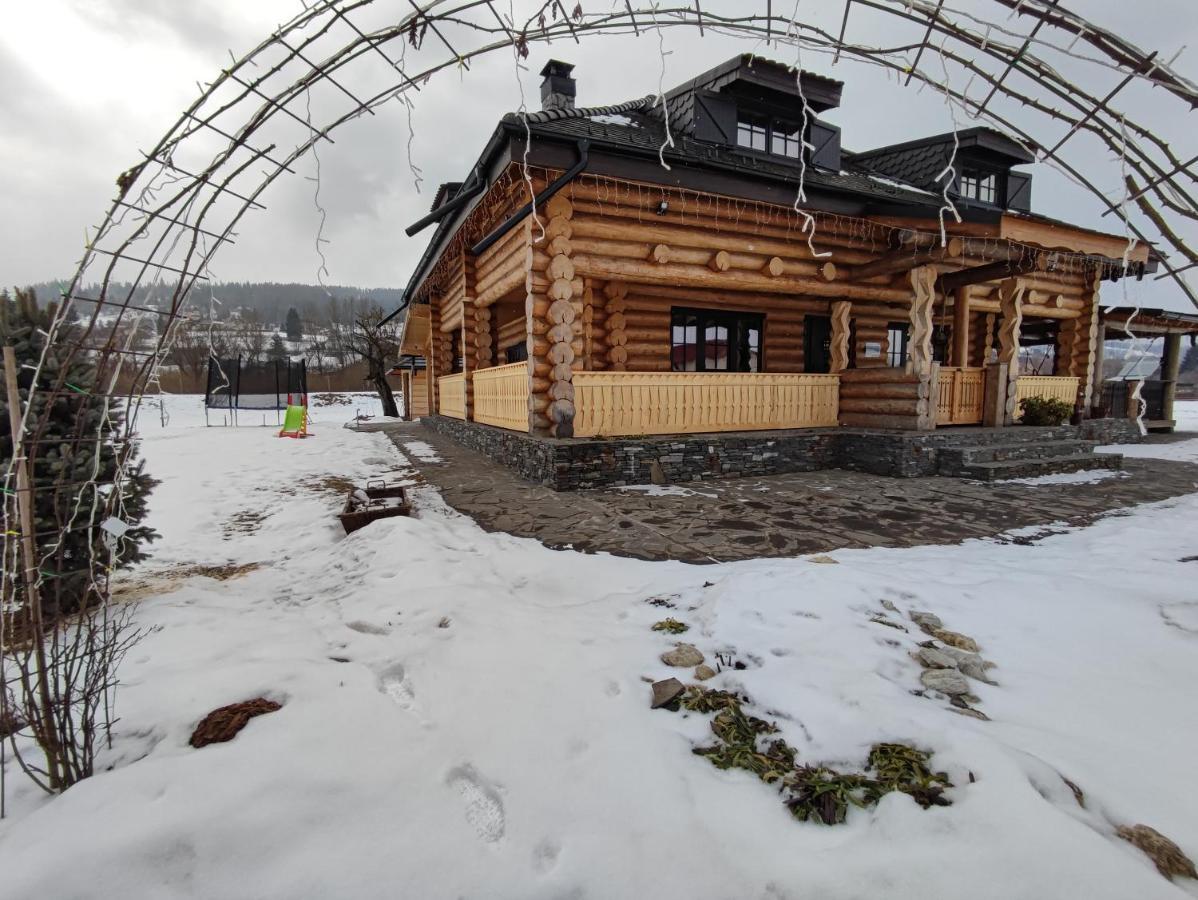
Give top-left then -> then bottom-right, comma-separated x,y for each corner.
390,55 -> 1151,486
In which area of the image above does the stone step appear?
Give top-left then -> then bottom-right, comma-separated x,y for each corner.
930,425 -> 1078,446
955,452 -> 1123,482
952,439 -> 1098,465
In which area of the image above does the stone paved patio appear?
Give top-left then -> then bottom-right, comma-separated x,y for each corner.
374,421 -> 1198,564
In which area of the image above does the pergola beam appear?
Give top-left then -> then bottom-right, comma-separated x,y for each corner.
848,237 -> 963,281
938,252 -> 1047,292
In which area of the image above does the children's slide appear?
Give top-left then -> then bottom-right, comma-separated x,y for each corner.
278,404 -> 309,438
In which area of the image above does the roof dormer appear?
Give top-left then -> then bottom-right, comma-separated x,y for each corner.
853,127 -> 1035,211
661,55 -> 844,171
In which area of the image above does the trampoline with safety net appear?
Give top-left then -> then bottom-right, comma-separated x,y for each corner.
204,356 -> 308,426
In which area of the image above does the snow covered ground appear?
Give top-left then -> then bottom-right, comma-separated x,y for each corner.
2,397 -> 1197,899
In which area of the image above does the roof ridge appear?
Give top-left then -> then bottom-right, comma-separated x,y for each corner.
510,94 -> 657,125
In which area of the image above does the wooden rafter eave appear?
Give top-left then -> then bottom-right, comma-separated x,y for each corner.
1000,213 -> 1150,264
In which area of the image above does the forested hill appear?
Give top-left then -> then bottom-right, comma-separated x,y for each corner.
20,280 -> 404,325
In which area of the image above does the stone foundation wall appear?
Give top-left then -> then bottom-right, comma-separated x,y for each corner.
420,414 -> 1145,491
422,416 -> 837,490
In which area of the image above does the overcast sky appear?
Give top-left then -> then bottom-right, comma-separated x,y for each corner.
1,1 -> 1194,311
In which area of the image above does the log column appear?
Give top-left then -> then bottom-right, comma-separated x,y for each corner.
527,194 -> 581,437
461,255 -> 478,420
1090,321 -> 1107,414
997,278 -> 1026,425
605,281 -> 629,371
1161,331 -> 1183,425
951,286 -> 971,368
830,301 -> 851,373
907,266 -> 937,378
1077,268 -> 1102,414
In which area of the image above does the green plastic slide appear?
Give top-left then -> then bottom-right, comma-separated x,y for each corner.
279,404 -> 306,437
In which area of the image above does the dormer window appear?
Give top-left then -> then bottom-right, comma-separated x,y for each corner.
736,114 -> 768,152
960,170 -> 1000,204
736,113 -> 802,159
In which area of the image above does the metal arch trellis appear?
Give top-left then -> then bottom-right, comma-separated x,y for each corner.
1,0 -> 1196,792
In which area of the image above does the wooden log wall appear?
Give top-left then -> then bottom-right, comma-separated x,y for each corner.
428,292 -> 453,413
853,313 -> 892,369
461,254 -> 478,418
496,307 -> 525,360
969,311 -> 997,367
838,367 -> 929,430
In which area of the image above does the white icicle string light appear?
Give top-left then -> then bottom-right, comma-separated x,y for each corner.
304,86 -> 333,296
930,36 -> 964,246
512,1 -> 545,245
649,2 -> 675,171
786,1 -> 832,261
1114,113 -> 1148,436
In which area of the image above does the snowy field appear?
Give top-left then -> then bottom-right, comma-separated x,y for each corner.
1,397 -> 1197,899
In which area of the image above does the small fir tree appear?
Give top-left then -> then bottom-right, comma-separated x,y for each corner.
268,333 -> 289,363
284,306 -> 303,341
0,288 -> 158,618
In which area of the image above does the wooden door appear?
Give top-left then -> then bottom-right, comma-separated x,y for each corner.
804,315 -> 832,374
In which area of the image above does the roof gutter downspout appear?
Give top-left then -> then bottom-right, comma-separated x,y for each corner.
469,139 -> 590,256
404,165 -> 486,237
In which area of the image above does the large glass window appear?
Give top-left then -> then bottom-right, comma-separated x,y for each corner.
960,170 -> 999,204
671,308 -> 762,372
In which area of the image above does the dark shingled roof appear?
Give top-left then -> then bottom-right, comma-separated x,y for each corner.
851,126 -> 1035,193
502,109 -> 941,209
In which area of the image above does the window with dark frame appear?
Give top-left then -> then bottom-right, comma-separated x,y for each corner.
737,115 -> 803,160
671,308 -> 762,373
736,115 -> 768,152
504,343 -> 528,364
960,170 -> 999,204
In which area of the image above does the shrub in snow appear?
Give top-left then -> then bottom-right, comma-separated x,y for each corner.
671,686 -> 953,825
1019,396 -> 1074,426
651,617 -> 689,634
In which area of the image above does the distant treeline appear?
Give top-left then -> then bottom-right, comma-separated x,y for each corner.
21,280 -> 404,326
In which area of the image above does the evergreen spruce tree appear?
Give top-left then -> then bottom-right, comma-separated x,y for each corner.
284,306 -> 303,341
1,288 -> 157,618
268,333 -> 288,363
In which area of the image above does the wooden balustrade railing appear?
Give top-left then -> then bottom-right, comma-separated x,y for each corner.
936,367 -> 986,425
572,372 -> 840,438
437,372 -> 467,420
472,362 -> 528,432
1014,375 -> 1080,419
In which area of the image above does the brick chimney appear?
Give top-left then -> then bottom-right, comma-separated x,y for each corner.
539,60 -> 576,112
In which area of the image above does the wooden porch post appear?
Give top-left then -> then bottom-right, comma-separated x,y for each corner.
907,266 -> 936,378
951,286 -> 971,368
908,266 -> 938,430
1075,268 -> 1102,416
997,278 -> 1026,425
830,301 -> 851,372
1161,331 -> 1183,426
1090,322 -> 1107,415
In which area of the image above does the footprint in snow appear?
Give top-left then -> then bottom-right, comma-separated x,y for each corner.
446,765 -> 506,843
378,663 -> 422,719
532,838 -> 561,874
